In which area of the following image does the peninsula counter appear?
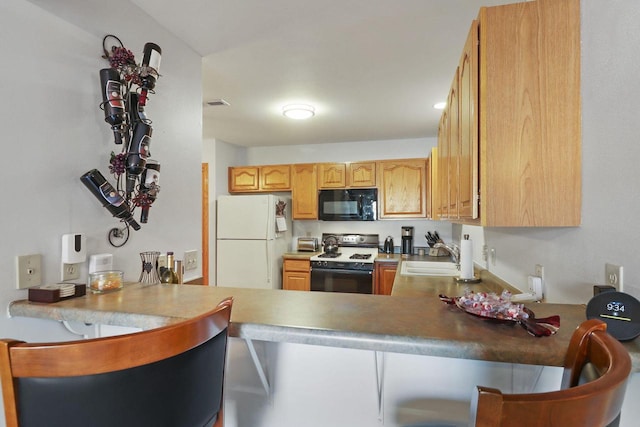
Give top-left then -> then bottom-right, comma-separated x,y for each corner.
9,281 -> 640,370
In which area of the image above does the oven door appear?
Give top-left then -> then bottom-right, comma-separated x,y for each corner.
310,267 -> 373,294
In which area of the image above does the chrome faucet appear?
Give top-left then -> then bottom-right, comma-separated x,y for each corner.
433,242 -> 460,265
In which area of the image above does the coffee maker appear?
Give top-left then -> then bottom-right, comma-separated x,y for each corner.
401,226 -> 414,256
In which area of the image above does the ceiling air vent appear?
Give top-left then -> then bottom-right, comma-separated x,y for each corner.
206,99 -> 230,106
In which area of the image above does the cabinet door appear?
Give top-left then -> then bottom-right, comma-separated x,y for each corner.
458,20 -> 479,220
374,262 -> 397,295
283,259 -> 310,291
447,70 -> 460,218
478,0 -> 581,226
437,109 -> 449,219
430,147 -> 440,220
229,166 -> 259,192
348,162 -> 376,187
425,157 -> 432,219
378,159 -> 427,218
318,163 -> 347,188
260,165 -> 291,191
292,163 -> 318,219
283,271 -> 310,291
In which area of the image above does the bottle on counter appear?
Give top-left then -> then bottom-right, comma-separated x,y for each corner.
174,259 -> 183,284
159,251 -> 179,283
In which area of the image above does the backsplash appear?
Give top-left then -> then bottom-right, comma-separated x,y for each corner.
291,219 -> 453,253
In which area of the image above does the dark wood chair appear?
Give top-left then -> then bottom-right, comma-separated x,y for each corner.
0,297 -> 233,427
401,319 -> 632,427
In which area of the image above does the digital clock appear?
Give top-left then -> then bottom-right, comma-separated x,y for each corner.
586,291 -> 640,341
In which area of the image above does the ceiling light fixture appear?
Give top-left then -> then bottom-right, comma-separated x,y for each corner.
282,104 -> 315,120
433,102 -> 446,110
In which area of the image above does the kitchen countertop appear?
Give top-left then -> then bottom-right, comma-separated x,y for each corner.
283,251 -> 319,259
8,281 -> 640,370
392,262 -> 521,297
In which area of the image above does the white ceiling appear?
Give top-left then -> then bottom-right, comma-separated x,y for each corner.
133,1 -> 521,147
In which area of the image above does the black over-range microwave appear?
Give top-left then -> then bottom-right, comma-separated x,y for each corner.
318,188 -> 377,221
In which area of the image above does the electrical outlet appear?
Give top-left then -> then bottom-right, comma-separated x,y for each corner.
605,263 -> 623,292
61,263 -> 81,281
16,254 -> 43,289
184,250 -> 198,271
535,264 -> 544,281
490,248 -> 496,265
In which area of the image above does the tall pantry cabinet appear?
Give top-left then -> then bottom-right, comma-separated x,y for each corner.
436,0 -> 581,226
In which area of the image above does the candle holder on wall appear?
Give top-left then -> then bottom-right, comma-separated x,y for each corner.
80,35 -> 163,247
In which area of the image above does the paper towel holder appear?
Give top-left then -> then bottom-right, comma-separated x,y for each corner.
455,234 -> 482,284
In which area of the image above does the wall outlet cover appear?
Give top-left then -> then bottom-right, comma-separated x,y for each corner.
61,263 -> 81,281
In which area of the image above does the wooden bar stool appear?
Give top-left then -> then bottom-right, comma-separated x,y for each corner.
400,319 -> 632,427
0,297 -> 233,427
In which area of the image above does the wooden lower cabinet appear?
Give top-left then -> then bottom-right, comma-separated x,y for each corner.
374,261 -> 398,295
283,258 -> 311,291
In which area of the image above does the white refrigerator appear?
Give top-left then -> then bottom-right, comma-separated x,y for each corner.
216,194 -> 291,289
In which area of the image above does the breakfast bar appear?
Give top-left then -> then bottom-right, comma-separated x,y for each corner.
8,280 -> 640,370
8,276 -> 640,427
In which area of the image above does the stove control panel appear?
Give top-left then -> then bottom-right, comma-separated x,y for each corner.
311,260 -> 374,271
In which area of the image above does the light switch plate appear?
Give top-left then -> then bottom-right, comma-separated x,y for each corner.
184,250 -> 198,271
16,254 -> 43,289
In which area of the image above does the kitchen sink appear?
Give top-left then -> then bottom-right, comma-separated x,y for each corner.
400,260 -> 459,277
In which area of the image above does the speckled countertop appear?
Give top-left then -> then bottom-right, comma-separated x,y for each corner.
8,275 -> 640,371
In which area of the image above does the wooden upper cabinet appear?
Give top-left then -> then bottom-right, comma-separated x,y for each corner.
425,157 -> 432,219
229,165 -> 291,193
447,69 -> 460,218
437,107 -> 449,220
430,147 -> 441,220
437,0 -> 581,226
291,163 -> 318,220
229,166 -> 259,192
317,162 -> 376,188
478,0 -> 581,226
457,19 -> 479,220
260,165 -> 291,191
378,159 -> 428,218
348,162 -> 376,187
318,163 -> 347,188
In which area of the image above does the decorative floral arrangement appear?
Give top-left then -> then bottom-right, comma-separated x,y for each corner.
106,46 -> 141,85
